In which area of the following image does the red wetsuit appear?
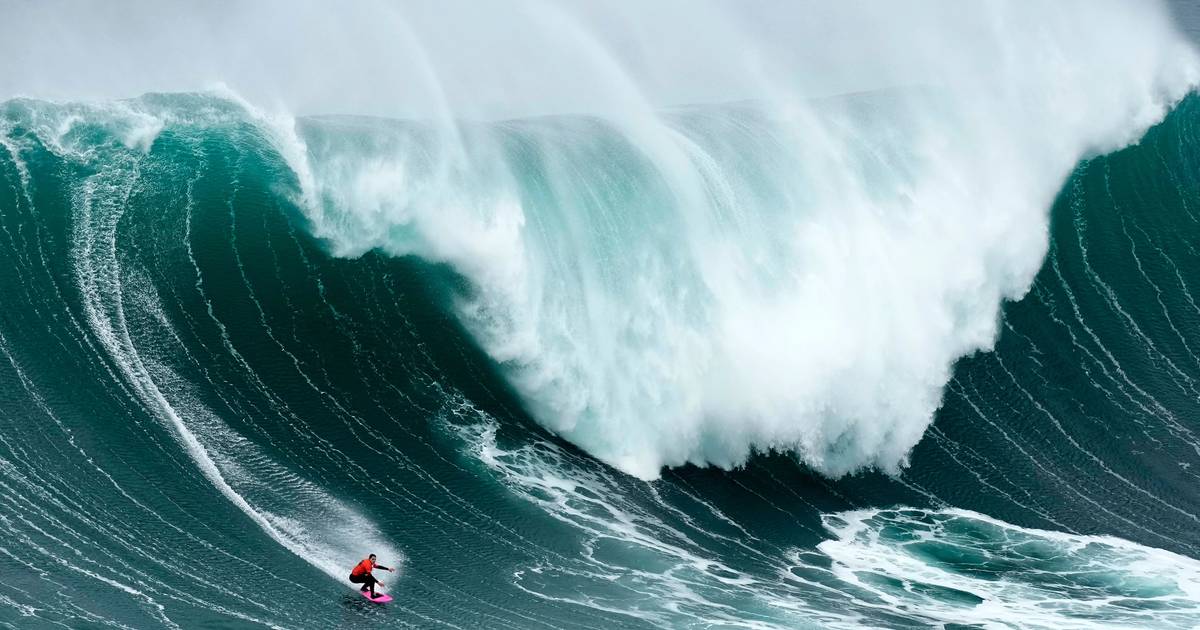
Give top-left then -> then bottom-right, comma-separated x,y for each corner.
349,558 -> 391,597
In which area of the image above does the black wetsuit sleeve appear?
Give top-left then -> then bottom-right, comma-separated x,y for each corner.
375,565 -> 392,571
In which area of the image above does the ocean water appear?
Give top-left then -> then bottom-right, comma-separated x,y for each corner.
3,1 -> 1200,628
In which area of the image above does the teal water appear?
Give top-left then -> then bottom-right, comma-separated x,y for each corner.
1,90 -> 1200,629
5,3 -> 1200,623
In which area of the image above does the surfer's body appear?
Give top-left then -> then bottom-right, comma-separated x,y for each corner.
349,554 -> 394,599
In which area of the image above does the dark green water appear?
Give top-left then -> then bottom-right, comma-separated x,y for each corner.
3,89 -> 1200,629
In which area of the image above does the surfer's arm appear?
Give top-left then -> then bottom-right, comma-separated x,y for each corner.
376,565 -> 394,572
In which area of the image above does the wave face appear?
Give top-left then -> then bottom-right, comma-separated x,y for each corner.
290,26 -> 1196,479
3,1 -> 1200,628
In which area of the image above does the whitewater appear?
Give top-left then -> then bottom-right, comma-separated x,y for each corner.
3,0 -> 1200,628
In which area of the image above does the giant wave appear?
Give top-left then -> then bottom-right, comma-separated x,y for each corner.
3,1 -> 1200,628
281,0 -> 1198,480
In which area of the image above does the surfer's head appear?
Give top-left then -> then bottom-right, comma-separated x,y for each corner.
369,554 -> 377,561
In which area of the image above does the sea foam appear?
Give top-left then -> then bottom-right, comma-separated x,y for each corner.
279,1 -> 1200,479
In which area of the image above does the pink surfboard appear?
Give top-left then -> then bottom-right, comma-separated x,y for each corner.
358,590 -> 392,603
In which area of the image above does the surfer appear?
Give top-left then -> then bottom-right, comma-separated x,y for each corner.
349,553 -> 394,599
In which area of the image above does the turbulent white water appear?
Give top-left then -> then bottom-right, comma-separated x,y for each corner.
281,0 -> 1200,480
8,0 -> 1198,480
448,409 -> 1200,629
817,509 -> 1200,629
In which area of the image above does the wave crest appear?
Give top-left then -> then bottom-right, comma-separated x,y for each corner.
283,1 -> 1199,479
